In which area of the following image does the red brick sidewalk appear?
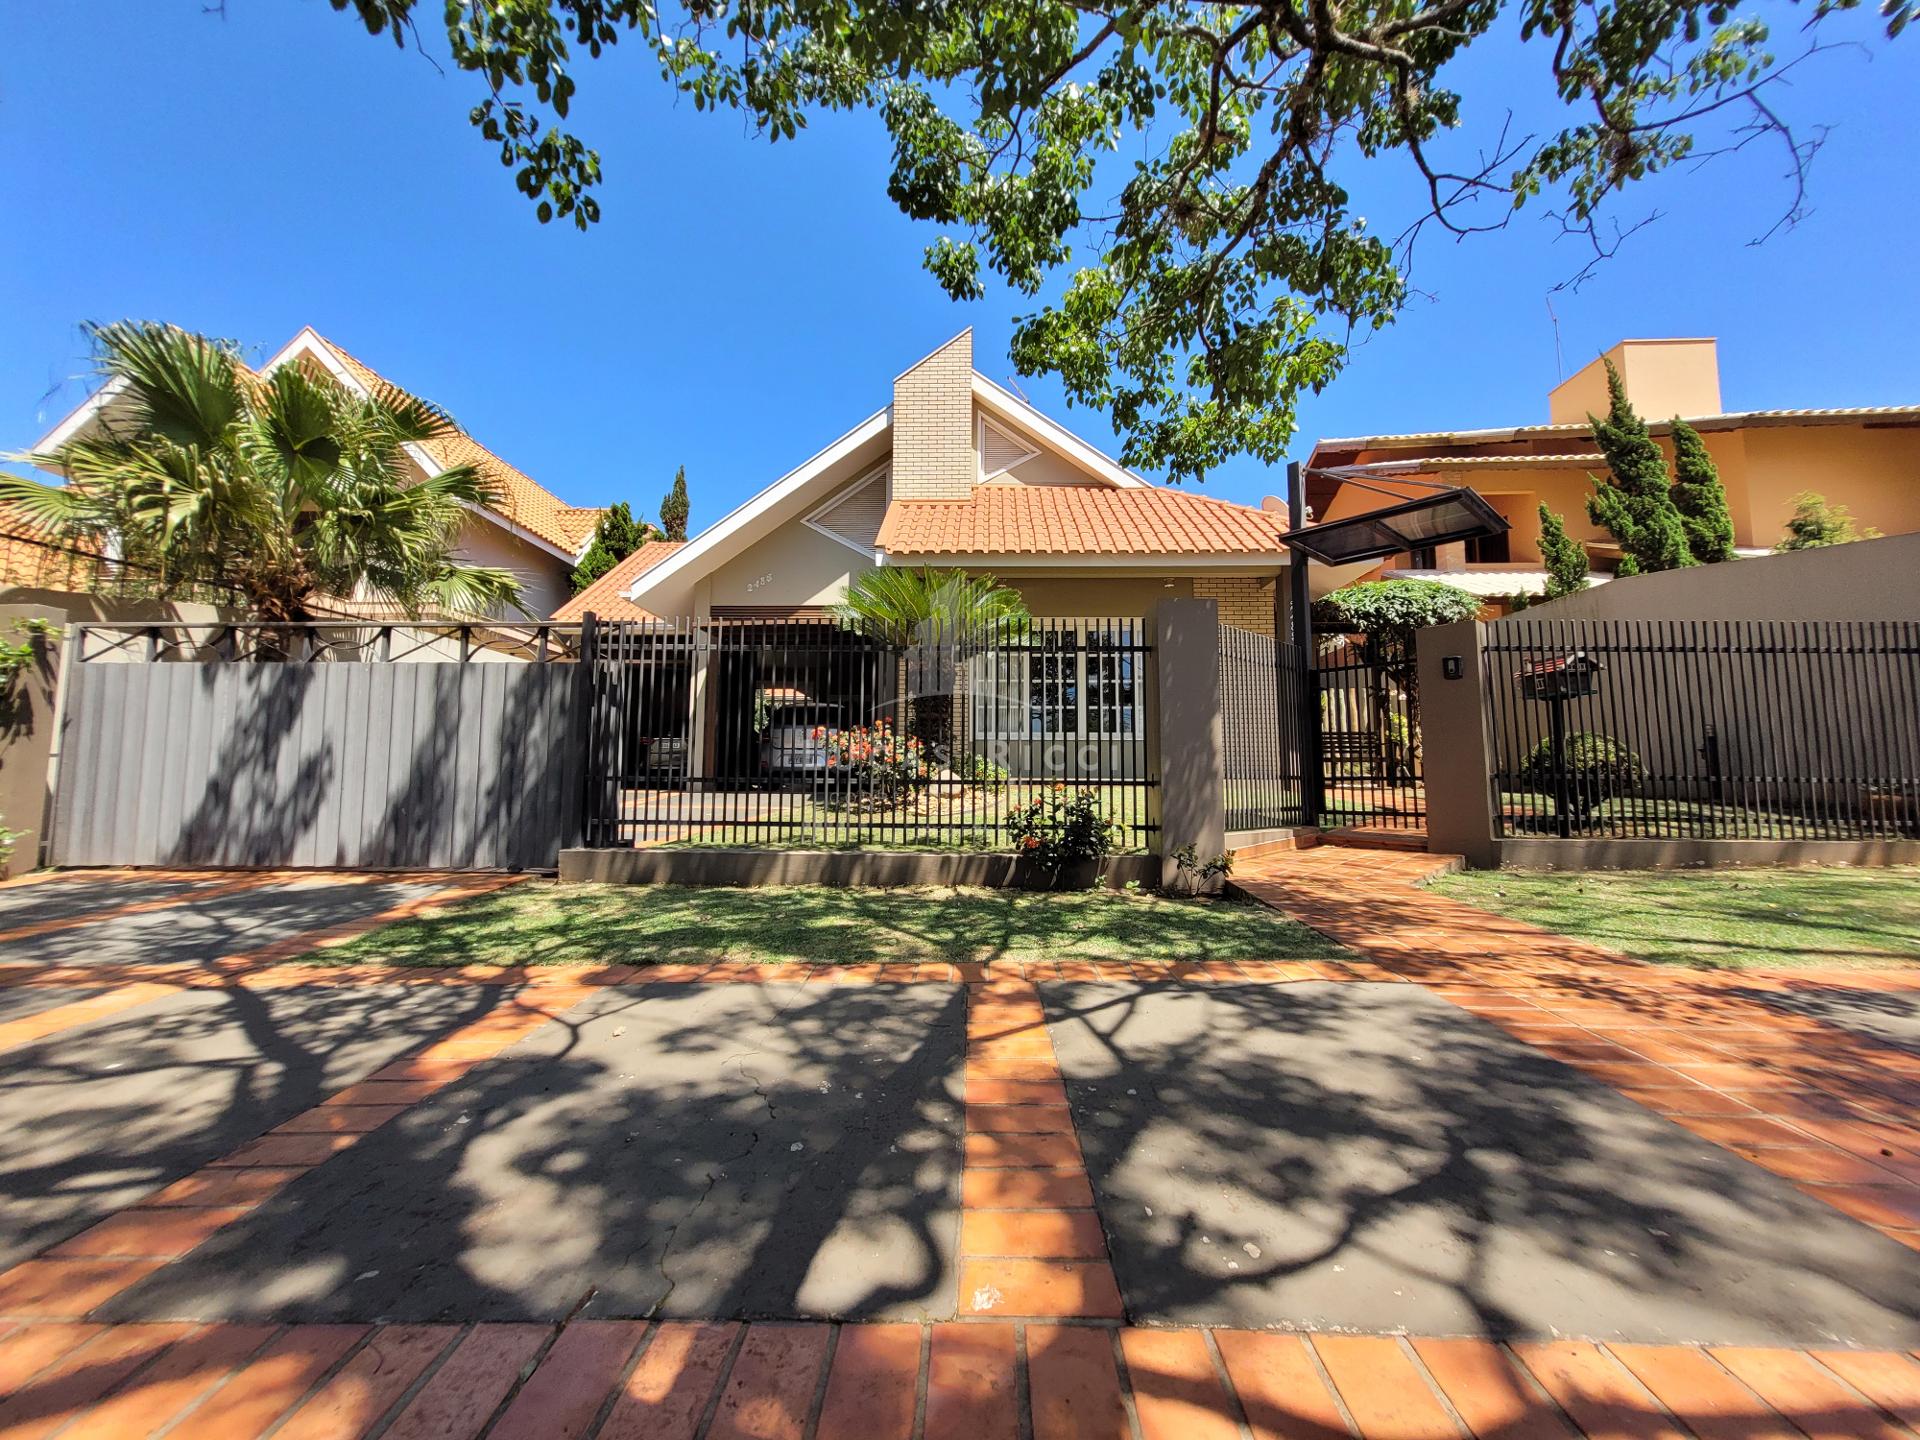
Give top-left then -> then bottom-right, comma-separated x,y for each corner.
3,1315 -> 1919,1438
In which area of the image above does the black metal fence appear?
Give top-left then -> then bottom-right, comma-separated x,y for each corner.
1484,619 -> 1920,840
584,616 -> 1159,851
1218,623 -> 1309,830
70,619 -> 584,665
1313,632 -> 1425,830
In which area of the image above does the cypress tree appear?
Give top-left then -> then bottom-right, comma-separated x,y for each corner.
571,501 -> 657,592
1584,359 -> 1694,577
660,466 -> 691,543
1538,504 -> 1590,599
1668,420 -> 1737,564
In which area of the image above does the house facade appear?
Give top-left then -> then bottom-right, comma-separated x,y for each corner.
1306,338 -> 1920,604
15,327 -> 605,619
563,330 -> 1297,630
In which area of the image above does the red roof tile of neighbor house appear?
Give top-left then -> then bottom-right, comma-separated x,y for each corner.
876,485 -> 1287,556
316,336 -> 602,556
552,540 -> 687,621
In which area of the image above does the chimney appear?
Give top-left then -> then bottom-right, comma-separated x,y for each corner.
891,331 -> 975,500
1548,339 -> 1722,425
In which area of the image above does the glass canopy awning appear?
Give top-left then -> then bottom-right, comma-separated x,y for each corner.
1280,479 -> 1509,565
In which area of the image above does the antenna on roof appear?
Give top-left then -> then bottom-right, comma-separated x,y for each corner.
1003,375 -> 1032,404
1547,296 -> 1565,383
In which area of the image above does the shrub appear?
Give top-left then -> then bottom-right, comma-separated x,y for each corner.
1774,491 -> 1882,551
819,720 -> 928,805
1520,731 -> 1643,825
958,752 -> 1010,783
1169,843 -> 1235,895
1007,786 -> 1123,866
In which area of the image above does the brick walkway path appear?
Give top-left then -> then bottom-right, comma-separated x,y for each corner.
6,1314 -> 1920,1439
2,862 -> 1919,1434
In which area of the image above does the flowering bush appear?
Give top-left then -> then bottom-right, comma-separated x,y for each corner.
1006,785 -> 1123,867
818,719 -> 928,805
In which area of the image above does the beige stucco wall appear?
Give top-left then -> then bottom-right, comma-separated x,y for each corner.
1509,530 -> 1920,623
707,518 -> 875,609
1548,339 -> 1722,425
1736,424 -> 1920,549
998,575 -> 1193,617
453,516 -> 573,619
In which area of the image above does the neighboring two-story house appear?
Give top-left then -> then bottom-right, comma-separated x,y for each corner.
1306,338 -> 1920,604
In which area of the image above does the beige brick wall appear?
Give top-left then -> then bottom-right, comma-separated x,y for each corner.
1194,575 -> 1277,635
890,331 -> 975,500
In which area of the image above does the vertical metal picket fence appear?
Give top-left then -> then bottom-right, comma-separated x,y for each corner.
583,616 -> 1159,851
1483,619 -> 1920,839
1218,623 -> 1309,830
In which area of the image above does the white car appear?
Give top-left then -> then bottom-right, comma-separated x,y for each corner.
760,703 -> 844,778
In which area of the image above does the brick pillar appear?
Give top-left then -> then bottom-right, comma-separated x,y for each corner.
1154,598 -> 1228,890
891,331 -> 975,500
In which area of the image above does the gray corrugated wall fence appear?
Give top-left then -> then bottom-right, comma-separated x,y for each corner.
50,662 -> 587,870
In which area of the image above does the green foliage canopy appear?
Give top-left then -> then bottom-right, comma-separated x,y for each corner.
1317,578 -> 1481,636
572,500 -> 661,592
1668,421 -> 1737,564
1,322 -> 524,622
322,0 -> 1903,481
1584,360 -> 1694,578
831,565 -> 1031,646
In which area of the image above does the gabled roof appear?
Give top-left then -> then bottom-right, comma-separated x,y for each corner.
877,485 -> 1286,557
553,540 -> 686,621
299,333 -> 603,556
29,327 -> 604,563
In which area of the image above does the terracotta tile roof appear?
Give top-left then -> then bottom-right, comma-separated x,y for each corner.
551,540 -> 686,621
876,485 -> 1286,556
314,336 -> 602,556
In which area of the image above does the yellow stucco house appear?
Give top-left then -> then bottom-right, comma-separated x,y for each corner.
1306,338 -> 1920,603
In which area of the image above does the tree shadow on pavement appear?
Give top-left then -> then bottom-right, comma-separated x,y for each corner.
1043,979 -> 1920,1348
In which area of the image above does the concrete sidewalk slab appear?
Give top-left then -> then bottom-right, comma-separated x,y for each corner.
0,983 -> 502,1268
0,880 -> 446,967
103,982 -> 966,1324
1042,979 -> 1920,1348
0,877 -> 222,927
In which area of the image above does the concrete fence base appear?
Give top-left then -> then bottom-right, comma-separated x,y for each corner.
1494,837 -> 1920,871
558,847 -> 1161,889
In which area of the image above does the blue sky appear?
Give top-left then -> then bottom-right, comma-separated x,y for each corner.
3,3 -> 1914,531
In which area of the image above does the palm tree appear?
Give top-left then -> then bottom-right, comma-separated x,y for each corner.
1,322 -> 523,623
831,565 -> 1030,757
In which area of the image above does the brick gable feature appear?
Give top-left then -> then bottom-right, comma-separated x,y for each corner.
890,332 -> 975,500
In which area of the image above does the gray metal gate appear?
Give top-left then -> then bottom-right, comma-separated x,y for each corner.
49,622 -> 588,871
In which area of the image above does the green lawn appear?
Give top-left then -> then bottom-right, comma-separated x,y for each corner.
309,882 -> 1353,968
1431,866 -> 1920,970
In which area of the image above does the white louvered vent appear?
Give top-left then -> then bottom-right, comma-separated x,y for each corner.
979,417 -> 1040,481
809,468 -> 889,551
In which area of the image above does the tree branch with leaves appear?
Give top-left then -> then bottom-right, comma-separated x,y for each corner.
324,0 -> 1903,480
